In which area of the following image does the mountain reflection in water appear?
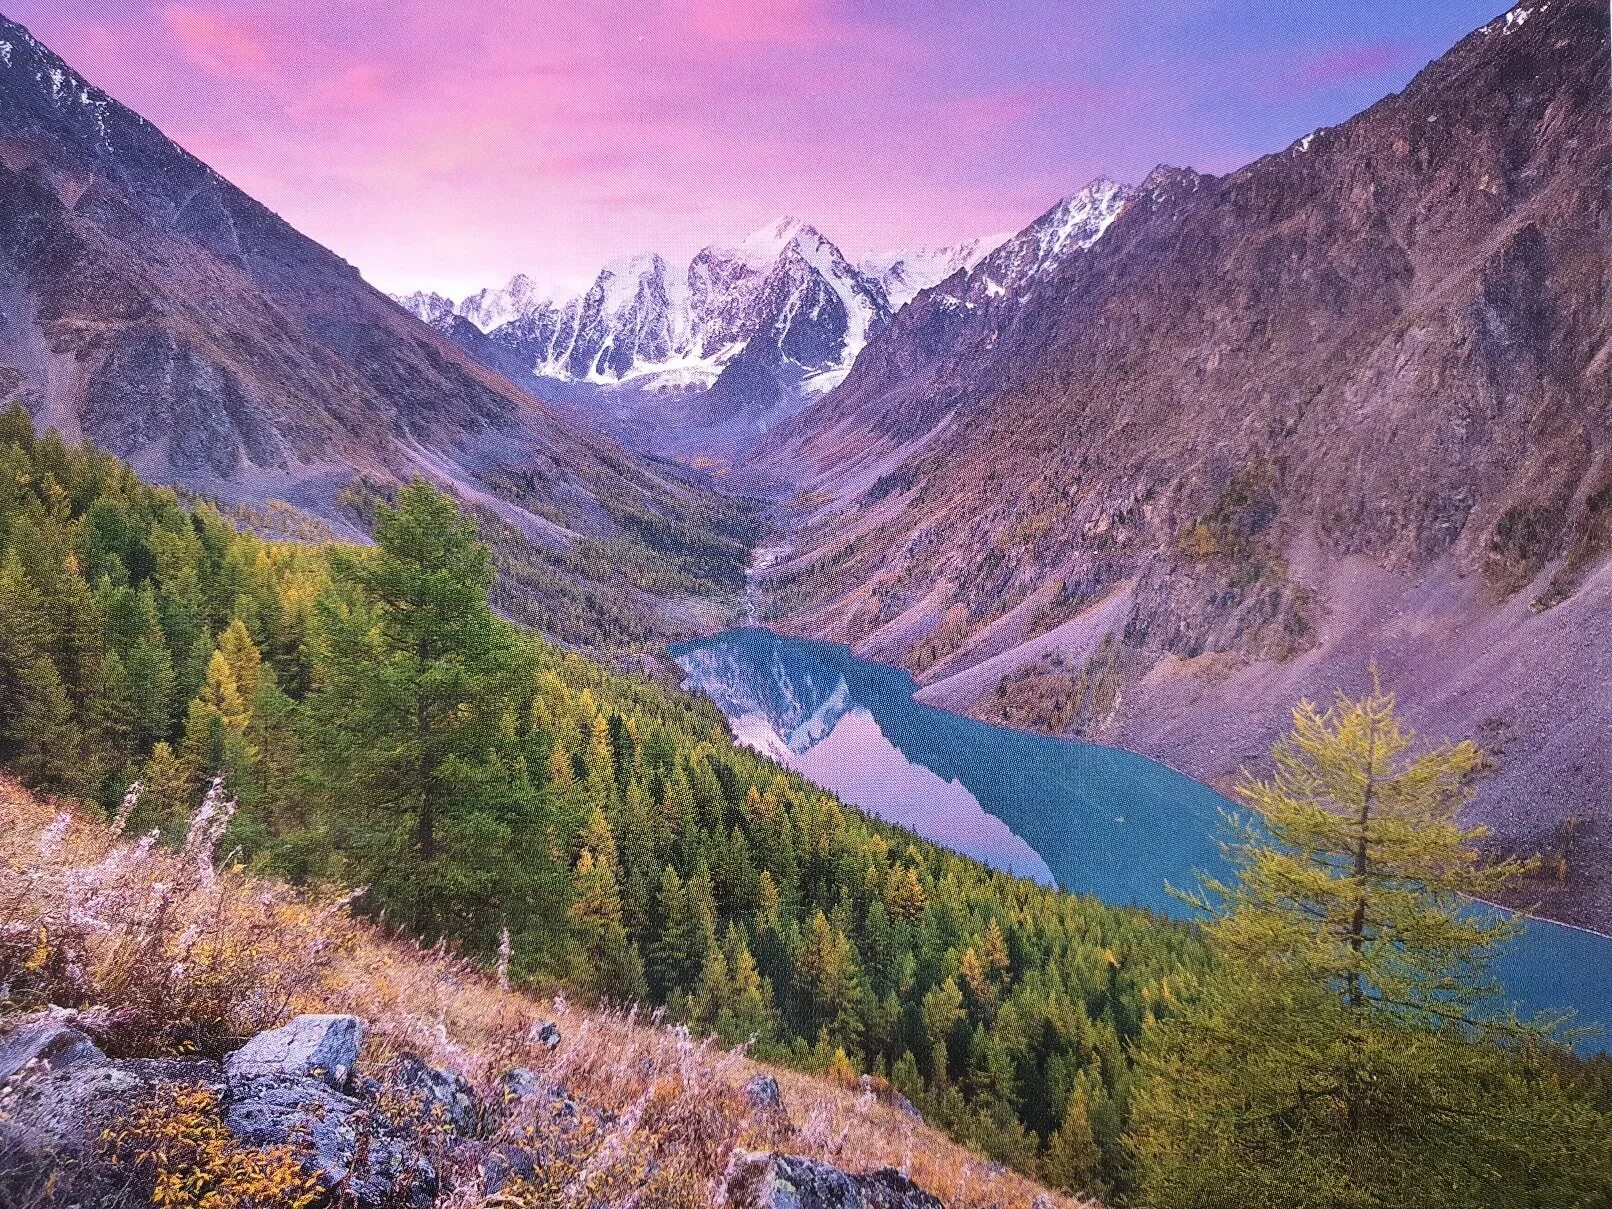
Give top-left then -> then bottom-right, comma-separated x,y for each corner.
673,627 -> 1230,907
673,627 -> 1612,1051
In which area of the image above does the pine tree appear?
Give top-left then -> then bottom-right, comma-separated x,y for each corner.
140,740 -> 200,835
793,910 -> 863,1049
1043,1083 -> 1102,1195
717,925 -> 774,1045
124,637 -> 176,748
884,864 -> 927,923
647,865 -> 694,998
585,712 -> 615,814
568,845 -> 643,1000
198,649 -> 250,732
0,551 -> 81,786
306,478 -> 519,935
216,618 -> 263,703
1128,679 -> 1612,1208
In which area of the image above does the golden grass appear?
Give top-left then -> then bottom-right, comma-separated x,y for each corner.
0,776 -> 1091,1208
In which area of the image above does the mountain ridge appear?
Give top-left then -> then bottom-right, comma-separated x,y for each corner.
748,0 -> 1612,930
393,199 -> 1113,460
0,8 -> 753,647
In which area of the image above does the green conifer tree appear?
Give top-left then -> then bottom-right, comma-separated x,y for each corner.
1128,680 -> 1612,1208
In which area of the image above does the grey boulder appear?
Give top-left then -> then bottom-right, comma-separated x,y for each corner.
0,1015 -> 105,1082
742,1074 -> 784,1112
390,1054 -> 479,1136
224,1013 -> 362,1091
225,1073 -> 436,1207
0,1016 -> 223,1204
726,1151 -> 945,1209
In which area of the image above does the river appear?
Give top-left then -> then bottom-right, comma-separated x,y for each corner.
673,626 -> 1610,1052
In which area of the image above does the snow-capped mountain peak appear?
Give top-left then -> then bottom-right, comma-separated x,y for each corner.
396,289 -> 456,326
860,234 -> 1012,311
387,182 -> 1134,452
725,215 -> 821,269
954,177 -> 1137,306
1031,177 -> 1131,267
457,272 -> 571,332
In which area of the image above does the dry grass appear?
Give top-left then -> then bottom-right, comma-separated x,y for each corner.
0,776 -> 1089,1208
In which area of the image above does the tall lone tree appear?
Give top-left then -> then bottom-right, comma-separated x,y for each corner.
308,478 -> 512,935
1128,677 -> 1612,1208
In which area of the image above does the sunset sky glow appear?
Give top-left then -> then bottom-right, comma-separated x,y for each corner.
11,0 -> 1502,295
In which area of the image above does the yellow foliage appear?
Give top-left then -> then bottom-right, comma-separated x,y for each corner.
102,1084 -> 320,1209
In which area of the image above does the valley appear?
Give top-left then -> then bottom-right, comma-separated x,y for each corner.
0,0 -> 1608,1205
739,0 -> 1612,935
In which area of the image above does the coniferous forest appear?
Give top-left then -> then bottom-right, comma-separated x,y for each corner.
0,410 -> 1203,1194
2,409 -> 1609,1206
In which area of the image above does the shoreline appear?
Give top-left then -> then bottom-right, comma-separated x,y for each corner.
690,610 -> 1612,942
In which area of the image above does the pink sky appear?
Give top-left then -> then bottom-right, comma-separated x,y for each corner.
11,0 -> 1500,296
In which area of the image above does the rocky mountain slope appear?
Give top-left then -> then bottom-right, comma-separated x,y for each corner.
0,775 -> 1071,1209
0,13 -> 750,644
751,1 -> 1612,929
396,220 -> 1030,462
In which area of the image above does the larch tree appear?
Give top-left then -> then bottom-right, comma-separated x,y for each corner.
1128,677 -> 1612,1209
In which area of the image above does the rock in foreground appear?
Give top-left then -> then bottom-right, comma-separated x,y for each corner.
726,1150 -> 946,1209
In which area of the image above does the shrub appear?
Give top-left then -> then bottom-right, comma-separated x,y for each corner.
101,1083 -> 320,1209
0,777 -> 350,1057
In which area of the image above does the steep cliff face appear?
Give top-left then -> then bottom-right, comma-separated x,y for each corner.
0,13 -> 752,642
0,16 -> 732,542
754,1 -> 1612,925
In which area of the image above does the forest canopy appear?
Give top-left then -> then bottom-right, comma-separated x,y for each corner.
0,409 -> 1206,1193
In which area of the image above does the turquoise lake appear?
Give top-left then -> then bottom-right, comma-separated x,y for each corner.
674,627 -> 1610,1052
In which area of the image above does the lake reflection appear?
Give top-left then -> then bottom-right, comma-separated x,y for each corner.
673,627 -> 1229,912
674,627 -> 1612,1050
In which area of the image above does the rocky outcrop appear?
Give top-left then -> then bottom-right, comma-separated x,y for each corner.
0,1012 -> 484,1207
725,1151 -> 945,1209
742,1073 -> 784,1112
0,1010 -> 958,1209
389,1054 -> 479,1136
0,1013 -> 225,1203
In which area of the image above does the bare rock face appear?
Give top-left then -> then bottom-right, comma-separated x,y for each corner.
219,1015 -> 446,1207
726,1151 -> 945,1209
223,1071 -> 438,1208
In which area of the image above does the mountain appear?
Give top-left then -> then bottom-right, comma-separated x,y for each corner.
0,13 -> 751,645
858,234 -> 1010,311
396,217 -> 895,459
396,217 -> 1042,462
750,1 -> 1612,930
